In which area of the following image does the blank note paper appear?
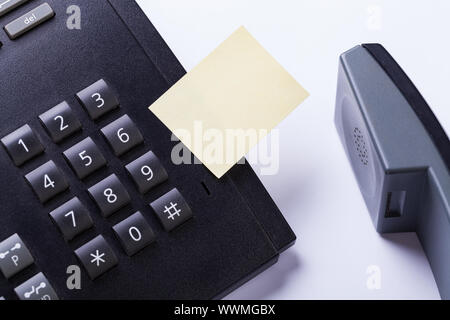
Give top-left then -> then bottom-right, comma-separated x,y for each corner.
149,26 -> 309,178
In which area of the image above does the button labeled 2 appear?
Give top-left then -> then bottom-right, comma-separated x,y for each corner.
39,101 -> 81,143
25,161 -> 69,203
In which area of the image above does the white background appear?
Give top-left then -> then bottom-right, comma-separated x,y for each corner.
136,0 -> 449,299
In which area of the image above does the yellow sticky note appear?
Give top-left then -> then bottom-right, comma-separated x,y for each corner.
150,26 -> 309,178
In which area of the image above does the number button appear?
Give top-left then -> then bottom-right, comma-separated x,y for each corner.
74,235 -> 118,280
1,124 -> 44,166
125,151 -> 168,194
101,115 -> 144,156
150,188 -> 193,232
113,212 -> 156,256
25,161 -> 69,203
87,174 -> 131,217
39,102 -> 82,143
49,197 -> 94,241
63,137 -> 107,179
76,79 -> 119,120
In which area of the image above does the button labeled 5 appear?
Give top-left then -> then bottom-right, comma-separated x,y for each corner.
63,137 -> 107,179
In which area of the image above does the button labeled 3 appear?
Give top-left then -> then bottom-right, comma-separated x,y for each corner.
0,234 -> 34,279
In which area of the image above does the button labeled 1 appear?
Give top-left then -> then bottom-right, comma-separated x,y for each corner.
15,272 -> 58,300
25,161 -> 69,203
0,234 -> 34,279
1,124 -> 44,166
113,212 -> 156,256
125,151 -> 168,194
101,115 -> 144,156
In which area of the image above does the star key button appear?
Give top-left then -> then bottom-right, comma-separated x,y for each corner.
75,235 -> 118,280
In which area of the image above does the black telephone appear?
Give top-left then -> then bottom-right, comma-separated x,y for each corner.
0,0 -> 295,300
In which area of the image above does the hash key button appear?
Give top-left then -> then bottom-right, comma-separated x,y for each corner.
1,124 -> 44,166
125,151 -> 168,194
0,234 -> 34,279
150,188 -> 193,232
75,235 -> 118,280
4,3 -> 55,40
25,160 -> 69,203
15,272 -> 58,300
113,212 -> 156,256
77,79 -> 119,120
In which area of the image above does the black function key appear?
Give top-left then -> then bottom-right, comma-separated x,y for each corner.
1,124 -> 44,166
125,151 -> 168,194
15,272 -> 59,300
49,197 -> 94,241
88,174 -> 131,217
76,79 -> 119,120
101,115 -> 144,156
0,0 -> 30,18
4,2 -> 55,40
150,188 -> 193,232
63,137 -> 107,179
75,235 -> 118,280
0,234 -> 34,279
25,160 -> 69,203
39,101 -> 82,143
113,211 -> 156,256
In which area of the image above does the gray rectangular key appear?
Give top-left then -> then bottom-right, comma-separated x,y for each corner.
0,234 -> 34,279
4,2 -> 55,40
15,272 -> 59,300
0,0 -> 29,18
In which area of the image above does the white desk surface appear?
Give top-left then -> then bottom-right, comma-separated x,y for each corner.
137,0 -> 449,299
